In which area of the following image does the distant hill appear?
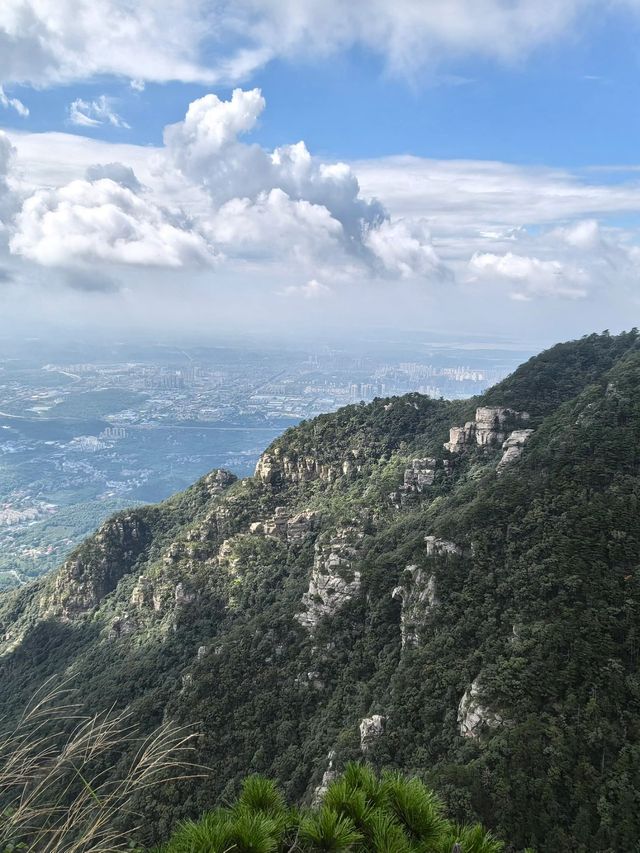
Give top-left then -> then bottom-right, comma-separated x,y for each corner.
2,329 -> 640,852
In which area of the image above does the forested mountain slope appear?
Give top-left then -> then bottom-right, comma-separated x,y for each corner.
2,330 -> 640,852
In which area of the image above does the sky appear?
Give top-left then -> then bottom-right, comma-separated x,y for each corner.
1,1 -> 640,346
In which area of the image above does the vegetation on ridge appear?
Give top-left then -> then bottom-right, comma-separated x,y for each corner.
1,331 -> 640,851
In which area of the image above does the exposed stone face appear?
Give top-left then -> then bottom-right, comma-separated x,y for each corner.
296,528 -> 363,632
258,507 -> 318,543
130,575 -> 154,609
390,458 -> 440,507
424,536 -> 462,557
444,423 -> 476,453
458,678 -> 503,738
197,645 -> 207,660
255,448 -> 364,486
475,407 -> 510,447
359,715 -> 385,752
40,513 -> 149,619
392,565 -> 437,648
174,582 -> 196,606
251,507 -> 319,542
403,458 -> 437,490
255,452 -> 279,484
312,751 -> 337,805
497,429 -> 535,470
108,614 -> 136,640
294,669 -> 325,690
287,511 -> 320,543
445,407 -> 530,454
201,469 -> 237,496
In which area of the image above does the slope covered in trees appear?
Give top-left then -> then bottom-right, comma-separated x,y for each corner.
1,330 -> 639,852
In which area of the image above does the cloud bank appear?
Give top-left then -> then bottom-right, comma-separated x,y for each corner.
1,1 -> 640,89
5,89 -> 444,283
2,93 -> 640,339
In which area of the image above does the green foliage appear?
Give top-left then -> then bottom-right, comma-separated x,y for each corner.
158,767 -> 502,853
1,331 -> 640,852
298,807 -> 363,851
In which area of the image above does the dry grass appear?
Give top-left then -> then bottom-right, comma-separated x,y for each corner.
0,679 -> 201,852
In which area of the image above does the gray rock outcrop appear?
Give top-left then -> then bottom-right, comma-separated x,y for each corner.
497,429 -> 534,470
130,574 -> 154,609
359,715 -> 385,752
296,528 -> 363,632
391,458 -> 439,506
424,535 -> 462,557
312,751 -> 337,805
444,422 -> 476,454
392,565 -> 437,648
174,582 -> 196,606
255,448 -> 365,486
403,458 -> 436,491
445,407 -> 530,454
458,678 -> 503,738
40,513 -> 149,620
249,509 -> 319,543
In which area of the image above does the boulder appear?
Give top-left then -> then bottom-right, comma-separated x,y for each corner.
497,429 -> 534,470
458,678 -> 503,738
359,715 -> 385,752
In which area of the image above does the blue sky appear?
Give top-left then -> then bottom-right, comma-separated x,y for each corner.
1,0 -> 640,343
3,7 -> 640,166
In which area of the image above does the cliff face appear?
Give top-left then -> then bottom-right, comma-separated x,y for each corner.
39,513 -> 151,619
1,330 -> 640,852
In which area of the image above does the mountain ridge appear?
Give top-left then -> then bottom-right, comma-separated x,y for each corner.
2,329 -> 640,851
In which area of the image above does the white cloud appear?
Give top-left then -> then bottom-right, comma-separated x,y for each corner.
0,1 -> 638,94
0,1 -> 216,87
163,88 -> 435,276
0,131 -> 17,225
0,86 -> 28,117
354,156 -> 640,236
280,278 -> 332,299
84,162 -> 142,192
469,251 -> 590,299
7,98 -> 640,310
206,188 -> 345,262
69,96 -> 129,129
364,218 -> 446,279
552,218 -> 601,249
10,177 -> 214,268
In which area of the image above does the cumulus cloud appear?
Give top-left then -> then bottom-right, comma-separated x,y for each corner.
206,188 -> 345,263
469,250 -> 589,299
10,177 -> 214,268
163,88 -> 438,278
85,162 -> 142,192
0,86 -> 28,117
69,96 -> 129,129
552,218 -> 602,250
364,219 -> 446,279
